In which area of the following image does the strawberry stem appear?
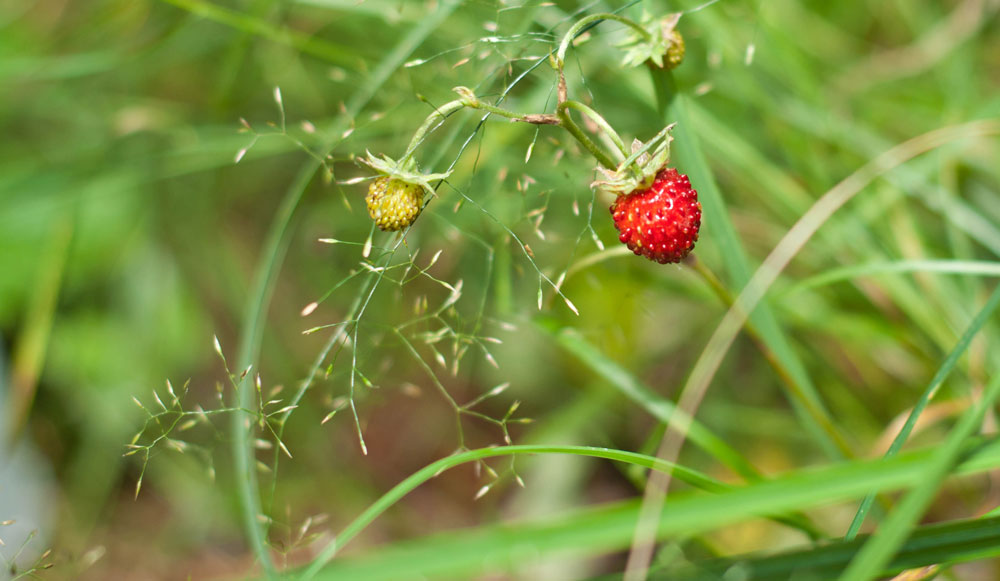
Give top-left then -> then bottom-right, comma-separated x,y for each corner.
559,100 -> 629,159
442,88 -> 623,171
555,13 -> 651,73
465,99 -> 546,123
400,98 -> 468,165
556,102 -> 618,171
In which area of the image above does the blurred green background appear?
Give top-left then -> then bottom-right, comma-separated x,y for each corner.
2,0 -> 1000,578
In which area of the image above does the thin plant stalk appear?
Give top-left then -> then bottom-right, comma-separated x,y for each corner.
228,2 -> 465,575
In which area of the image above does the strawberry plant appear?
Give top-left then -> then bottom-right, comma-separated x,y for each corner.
357,12 -> 697,269
7,1 -> 1000,580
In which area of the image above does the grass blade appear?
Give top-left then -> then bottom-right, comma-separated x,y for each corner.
301,445 -> 731,579
159,0 -> 356,66
783,259 -> 1000,295
846,284 -> 1000,539
842,285 -> 1000,579
648,515 -> 1000,580
300,437 -> 1000,580
538,322 -> 761,482
656,74 -> 851,460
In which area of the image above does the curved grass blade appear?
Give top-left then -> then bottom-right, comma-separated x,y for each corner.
298,437 -> 1000,581
300,445 -> 728,579
537,321 -> 761,482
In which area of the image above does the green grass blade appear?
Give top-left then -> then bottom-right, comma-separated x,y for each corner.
159,0 -> 357,66
537,321 -> 761,482
682,96 -> 985,358
230,161 -> 315,577
646,515 -> 1000,580
300,445 -> 727,579
7,214 -> 71,439
656,74 -> 851,460
842,286 -> 1000,579
299,438 -> 1000,581
784,259 -> 1000,296
846,284 -> 1000,539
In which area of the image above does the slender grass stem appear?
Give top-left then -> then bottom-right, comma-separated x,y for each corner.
230,158 -> 313,577
461,98 -> 538,121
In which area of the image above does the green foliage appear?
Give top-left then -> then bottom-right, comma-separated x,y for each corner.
2,0 -> 1000,579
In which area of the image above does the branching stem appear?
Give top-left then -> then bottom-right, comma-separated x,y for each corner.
559,100 -> 629,159
395,12 -> 652,176
556,102 -> 618,170
418,93 -> 623,172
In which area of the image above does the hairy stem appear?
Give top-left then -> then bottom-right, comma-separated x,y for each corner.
560,100 -> 629,158
557,102 -> 618,170
461,96 -> 538,121
458,92 -> 620,170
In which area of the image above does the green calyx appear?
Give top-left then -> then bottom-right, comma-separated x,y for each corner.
591,124 -> 675,196
360,151 -> 453,200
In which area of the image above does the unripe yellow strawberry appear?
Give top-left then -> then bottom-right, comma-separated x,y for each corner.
366,177 -> 425,231
663,30 -> 685,70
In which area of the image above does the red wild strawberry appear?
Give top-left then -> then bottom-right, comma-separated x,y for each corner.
610,168 -> 701,264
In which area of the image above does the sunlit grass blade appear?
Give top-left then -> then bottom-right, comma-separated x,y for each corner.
299,437 -> 1000,581
782,259 -> 1000,295
8,215 -> 71,438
